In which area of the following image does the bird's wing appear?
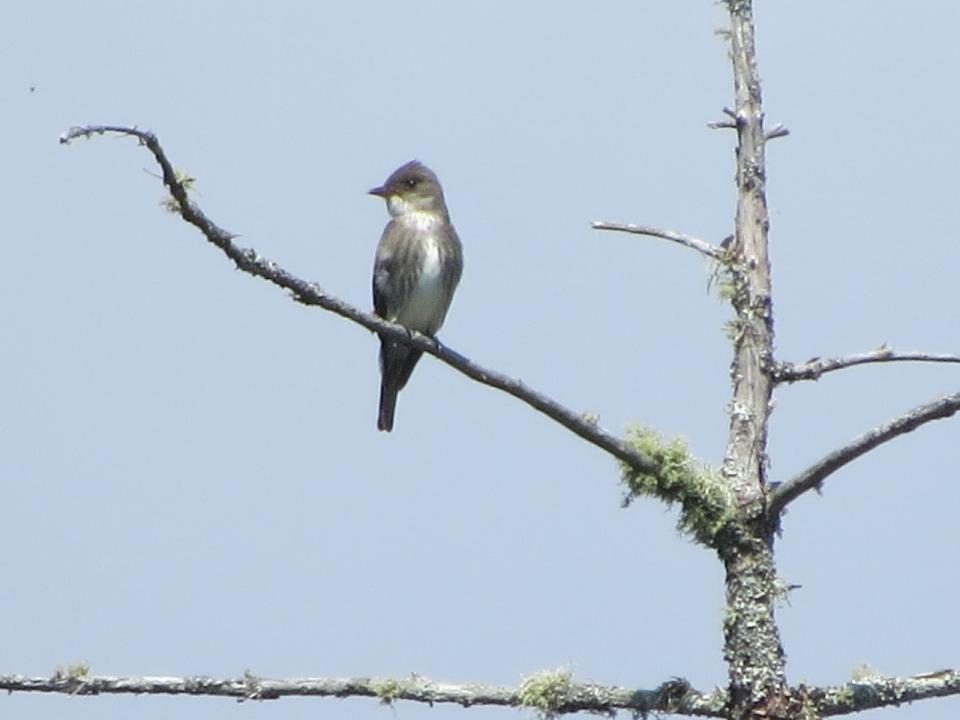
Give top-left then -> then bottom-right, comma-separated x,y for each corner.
439,224 -> 464,302
373,219 -> 419,321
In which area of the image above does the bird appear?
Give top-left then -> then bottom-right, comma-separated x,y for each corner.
369,161 -> 463,432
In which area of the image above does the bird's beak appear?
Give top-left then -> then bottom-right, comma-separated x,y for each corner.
368,185 -> 388,198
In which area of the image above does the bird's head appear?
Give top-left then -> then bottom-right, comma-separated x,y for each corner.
369,160 -> 447,218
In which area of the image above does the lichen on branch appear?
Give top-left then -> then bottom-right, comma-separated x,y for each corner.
620,425 -> 734,547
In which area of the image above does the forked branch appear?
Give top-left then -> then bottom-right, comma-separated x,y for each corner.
59,125 -> 656,476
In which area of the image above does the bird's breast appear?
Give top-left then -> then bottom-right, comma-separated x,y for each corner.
397,232 -> 450,334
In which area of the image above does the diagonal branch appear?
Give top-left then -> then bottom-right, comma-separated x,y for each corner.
591,221 -> 723,259
0,671 -> 728,717
773,346 -> 960,383
59,125 -> 656,476
768,391 -> 960,518
764,124 -> 790,140
814,668 -> 960,716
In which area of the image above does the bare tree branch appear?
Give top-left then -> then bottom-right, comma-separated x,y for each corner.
709,112 -> 789,141
707,119 -> 738,130
814,668 -> 960,716
591,221 -> 723,259
0,671 -> 727,717
59,125 -> 656,475
764,124 -> 790,140
773,346 -> 960,383
768,391 -> 960,518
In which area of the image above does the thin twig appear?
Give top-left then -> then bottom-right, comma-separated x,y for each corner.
768,391 -> 960,518
711,119 -> 788,138
814,668 -> 960,716
773,346 -> 960,383
591,221 -> 723,259
764,124 -> 790,140
0,672 -> 728,716
59,125 -> 656,475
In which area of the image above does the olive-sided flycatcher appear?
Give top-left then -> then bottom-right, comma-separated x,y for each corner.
369,161 -> 463,432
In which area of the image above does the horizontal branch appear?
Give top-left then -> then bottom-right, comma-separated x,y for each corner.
6,666 -> 956,716
774,346 -> 960,383
0,671 -> 727,717
768,391 -> 960,518
814,668 -> 960,716
706,119 -> 737,130
591,221 -> 723,259
59,125 -> 656,476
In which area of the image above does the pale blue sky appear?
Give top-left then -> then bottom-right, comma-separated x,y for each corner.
2,3 -> 958,720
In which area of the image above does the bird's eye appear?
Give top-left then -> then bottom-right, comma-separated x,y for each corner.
404,178 -> 418,189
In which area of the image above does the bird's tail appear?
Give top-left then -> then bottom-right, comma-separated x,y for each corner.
378,382 -> 398,432
377,341 -> 424,432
